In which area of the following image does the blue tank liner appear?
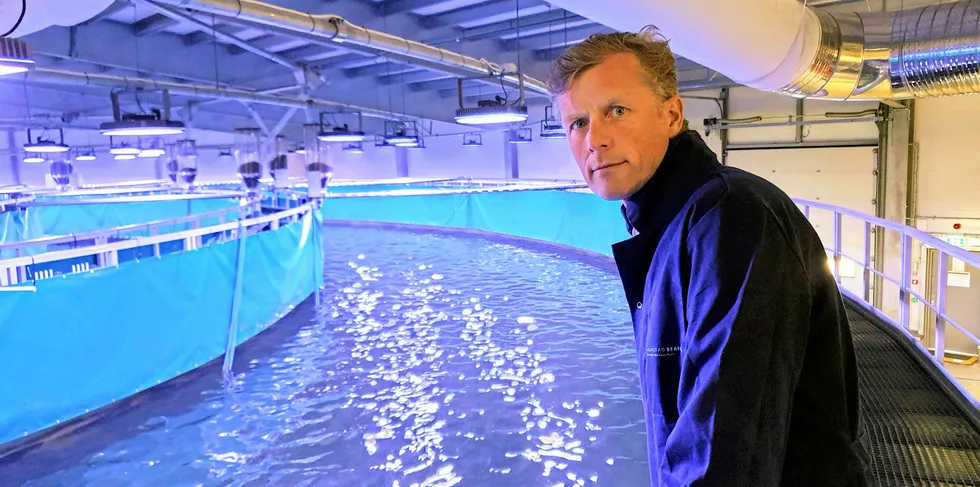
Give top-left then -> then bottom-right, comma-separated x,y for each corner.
320,189 -> 624,256
0,211 -> 320,446
0,198 -> 237,245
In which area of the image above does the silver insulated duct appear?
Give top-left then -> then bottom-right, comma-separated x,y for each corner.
789,0 -> 980,99
544,0 -> 980,100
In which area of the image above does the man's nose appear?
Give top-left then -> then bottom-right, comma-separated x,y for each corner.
587,119 -> 612,153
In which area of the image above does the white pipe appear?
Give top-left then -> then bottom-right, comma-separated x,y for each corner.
149,0 -> 550,96
2,0 -> 117,37
543,0 -> 819,91
547,0 -> 980,100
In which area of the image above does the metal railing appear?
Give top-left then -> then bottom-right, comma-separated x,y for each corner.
0,194 -> 35,211
319,182 -> 590,199
0,201 -> 315,290
795,198 -> 980,402
0,201 -> 258,257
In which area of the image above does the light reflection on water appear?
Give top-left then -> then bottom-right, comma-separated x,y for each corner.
1,224 -> 650,487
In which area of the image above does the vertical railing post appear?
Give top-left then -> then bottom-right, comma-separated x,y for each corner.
935,251 -> 948,363
14,248 -> 25,283
863,221 -> 872,303
833,211 -> 842,283
222,217 -> 247,384
899,233 -> 913,331
312,203 -> 322,309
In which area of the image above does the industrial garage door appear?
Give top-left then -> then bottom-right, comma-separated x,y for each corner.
727,146 -> 877,296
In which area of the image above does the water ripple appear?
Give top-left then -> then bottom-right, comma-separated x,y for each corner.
2,225 -> 650,487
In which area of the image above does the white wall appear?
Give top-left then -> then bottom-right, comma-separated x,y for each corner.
407,131 -> 507,179
328,142 -> 399,180
915,94 -> 980,232
515,134 -> 579,180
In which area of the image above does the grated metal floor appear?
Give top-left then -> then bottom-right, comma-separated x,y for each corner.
848,305 -> 980,486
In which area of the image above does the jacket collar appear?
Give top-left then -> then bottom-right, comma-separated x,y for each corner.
620,130 -> 722,237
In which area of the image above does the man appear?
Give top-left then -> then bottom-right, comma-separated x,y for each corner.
548,27 -> 872,486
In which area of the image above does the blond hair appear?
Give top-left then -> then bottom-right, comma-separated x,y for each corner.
547,25 -> 678,102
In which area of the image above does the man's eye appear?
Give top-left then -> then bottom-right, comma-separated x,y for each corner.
570,119 -> 587,129
612,106 -> 627,116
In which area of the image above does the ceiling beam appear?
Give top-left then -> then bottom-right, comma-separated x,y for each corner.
506,24 -> 610,51
345,61 -> 421,79
420,0 -> 546,29
378,69 -> 451,86
425,10 -> 586,45
133,13 -> 178,36
81,0 -> 132,25
377,0 -> 450,16
311,53 -> 378,70
279,44 -> 343,62
409,77 -> 471,93
136,0 -> 304,72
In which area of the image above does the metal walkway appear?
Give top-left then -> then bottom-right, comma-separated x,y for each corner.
849,303 -> 980,486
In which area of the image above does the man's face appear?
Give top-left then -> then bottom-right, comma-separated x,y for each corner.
557,52 -> 685,200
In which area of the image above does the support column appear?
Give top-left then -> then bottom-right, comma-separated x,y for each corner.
6,130 -> 21,185
504,136 -> 519,179
795,98 -> 805,143
720,87 -> 730,166
395,147 -> 409,178
874,101 -> 916,328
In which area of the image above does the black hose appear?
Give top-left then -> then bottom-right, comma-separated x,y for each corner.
2,0 -> 27,37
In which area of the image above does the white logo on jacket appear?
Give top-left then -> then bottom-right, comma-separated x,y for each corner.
647,346 -> 681,358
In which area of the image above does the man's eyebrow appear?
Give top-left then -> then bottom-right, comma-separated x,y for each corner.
562,97 -> 626,120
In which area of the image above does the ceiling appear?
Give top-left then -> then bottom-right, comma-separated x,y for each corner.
0,0 -> 947,141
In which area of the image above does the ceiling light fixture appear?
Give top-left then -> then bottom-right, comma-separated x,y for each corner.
23,154 -> 44,164
23,128 -> 70,153
74,147 -> 97,161
382,120 -> 422,146
462,133 -> 483,147
0,37 -> 34,77
318,111 -> 367,142
509,127 -> 533,144
342,142 -> 364,153
454,76 -> 528,125
540,105 -> 566,139
100,89 -> 185,136
138,149 -> 166,158
108,136 -> 142,155
138,137 -> 167,158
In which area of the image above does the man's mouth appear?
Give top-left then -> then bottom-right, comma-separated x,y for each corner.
593,161 -> 625,173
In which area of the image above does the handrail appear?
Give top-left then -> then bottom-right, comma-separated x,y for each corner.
0,195 -> 35,210
29,191 -> 243,205
0,202 -> 257,254
796,198 -> 980,270
794,198 -> 980,410
320,182 -> 589,199
0,202 -> 316,286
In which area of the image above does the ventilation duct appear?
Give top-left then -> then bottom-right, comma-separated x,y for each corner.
1,0 -> 117,37
545,0 -> 980,100
146,0 -> 549,96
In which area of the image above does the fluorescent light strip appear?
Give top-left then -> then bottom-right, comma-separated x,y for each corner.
102,127 -> 185,136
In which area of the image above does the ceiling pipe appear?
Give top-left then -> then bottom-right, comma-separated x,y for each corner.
545,0 -> 980,100
147,0 -> 550,96
24,68 -> 414,121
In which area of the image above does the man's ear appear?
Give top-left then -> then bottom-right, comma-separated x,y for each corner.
664,96 -> 685,136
